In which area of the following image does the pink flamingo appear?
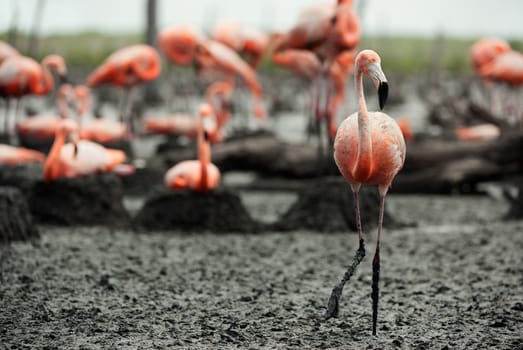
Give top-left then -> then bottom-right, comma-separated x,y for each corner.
43,119 -> 131,182
455,123 -> 500,142
212,22 -> 269,69
164,104 -> 220,192
325,50 -> 406,336
0,54 -> 67,139
0,144 -> 45,165
86,44 -> 161,137
16,83 -> 84,141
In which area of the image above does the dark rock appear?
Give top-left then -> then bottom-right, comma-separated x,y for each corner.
0,186 -> 39,243
272,177 -> 395,232
133,187 -> 263,233
29,173 -> 130,226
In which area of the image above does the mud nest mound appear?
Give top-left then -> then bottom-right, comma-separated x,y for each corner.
29,173 -> 130,226
273,177 -> 395,232
133,187 -> 263,233
0,186 -> 39,243
120,166 -> 163,196
0,163 -> 43,197
18,135 -> 53,154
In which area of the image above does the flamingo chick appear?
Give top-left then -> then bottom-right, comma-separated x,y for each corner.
325,50 -> 406,336
164,104 -> 220,192
44,119 -> 130,182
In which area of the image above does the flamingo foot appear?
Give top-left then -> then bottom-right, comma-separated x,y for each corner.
325,239 -> 366,320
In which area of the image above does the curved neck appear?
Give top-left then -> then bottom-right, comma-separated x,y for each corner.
43,129 -> 66,181
353,69 -> 372,180
197,119 -> 210,191
32,65 -> 54,95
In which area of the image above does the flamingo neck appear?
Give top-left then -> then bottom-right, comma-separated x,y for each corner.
197,120 -> 210,192
354,69 -> 372,180
43,129 -> 66,181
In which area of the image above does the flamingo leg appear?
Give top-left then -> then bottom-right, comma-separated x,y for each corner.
119,86 -> 135,139
8,98 -> 21,145
325,188 -> 366,319
372,190 -> 386,335
3,98 -> 11,136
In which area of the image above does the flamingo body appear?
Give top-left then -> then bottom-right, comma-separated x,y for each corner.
334,111 -> 405,187
478,50 -> 523,85
16,115 -> 62,139
0,144 -> 45,165
164,160 -> 220,191
455,123 -> 500,142
86,44 -> 161,87
80,119 -> 128,143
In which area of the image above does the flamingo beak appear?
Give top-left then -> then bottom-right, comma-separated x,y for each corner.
368,62 -> 388,110
378,82 -> 388,110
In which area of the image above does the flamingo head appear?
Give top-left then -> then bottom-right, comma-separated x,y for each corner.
58,119 -> 80,156
42,54 -> 68,83
356,49 -> 388,110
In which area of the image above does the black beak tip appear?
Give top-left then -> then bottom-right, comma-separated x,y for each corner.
203,130 -> 210,142
60,74 -> 69,85
73,143 -> 78,157
378,82 -> 388,110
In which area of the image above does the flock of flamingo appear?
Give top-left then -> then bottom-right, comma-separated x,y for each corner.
1,0 -> 523,336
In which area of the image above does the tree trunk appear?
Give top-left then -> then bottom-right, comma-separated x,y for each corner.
27,0 -> 46,57
143,0 -> 162,105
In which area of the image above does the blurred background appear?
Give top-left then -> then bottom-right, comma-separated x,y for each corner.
2,0 -> 523,71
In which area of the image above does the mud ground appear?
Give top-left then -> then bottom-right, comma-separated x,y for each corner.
1,194 -> 522,349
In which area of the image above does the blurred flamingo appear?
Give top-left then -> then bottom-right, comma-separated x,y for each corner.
0,54 -> 67,139
470,37 -> 511,75
43,119 -> 132,182
144,81 -> 229,143
212,22 -> 269,69
16,83 -> 85,141
86,44 -> 161,138
0,41 -> 19,65
0,144 -> 45,165
455,123 -> 500,142
326,50 -> 406,336
271,0 -> 360,158
396,116 -> 414,143
194,39 -> 267,123
164,104 -> 221,191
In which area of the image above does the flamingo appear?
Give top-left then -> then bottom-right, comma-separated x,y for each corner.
194,39 -> 267,122
271,0 -> 360,161
164,104 -> 220,192
16,83 -> 83,141
43,119 -> 131,182
0,144 -> 45,165
212,22 -> 269,69
86,44 -> 161,138
144,82 -> 228,143
0,54 -> 67,139
325,50 -> 406,336
455,123 -> 500,142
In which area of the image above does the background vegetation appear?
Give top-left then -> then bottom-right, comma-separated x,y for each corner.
2,31 -> 523,75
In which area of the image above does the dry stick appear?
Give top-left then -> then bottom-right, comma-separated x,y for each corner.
325,191 -> 366,319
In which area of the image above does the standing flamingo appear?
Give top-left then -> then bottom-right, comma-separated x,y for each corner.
212,22 -> 269,69
86,44 -> 161,138
164,104 -> 221,192
43,119 -> 130,182
325,50 -> 406,336
0,54 -> 67,139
